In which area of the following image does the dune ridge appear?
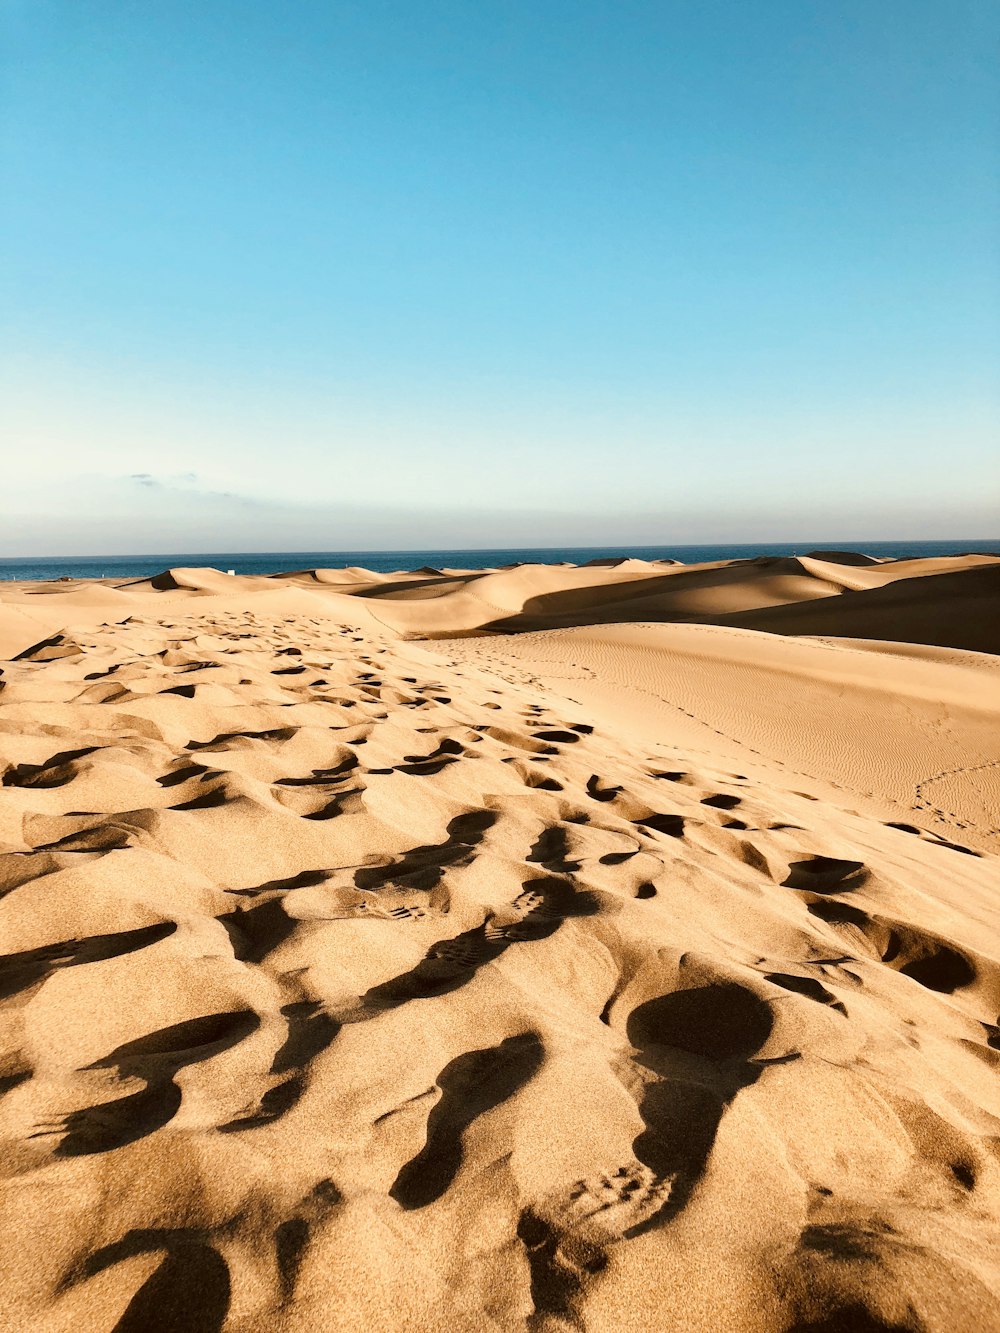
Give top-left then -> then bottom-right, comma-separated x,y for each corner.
0,553 -> 998,1331
3,551 -> 997,658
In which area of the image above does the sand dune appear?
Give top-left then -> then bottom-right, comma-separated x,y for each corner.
0,553 -> 998,1331
3,552 -> 997,654
722,562 -> 1000,655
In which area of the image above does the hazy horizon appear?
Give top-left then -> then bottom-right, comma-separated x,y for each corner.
2,510 -> 999,561
2,538 -> 998,567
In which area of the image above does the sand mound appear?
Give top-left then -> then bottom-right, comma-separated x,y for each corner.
145,567 -> 278,594
802,549 -> 882,565
0,560 -> 998,1330
726,562 -> 1000,655
289,553 -> 996,648
4,554 -> 996,654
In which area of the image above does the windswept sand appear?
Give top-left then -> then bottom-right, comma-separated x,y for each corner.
0,553 -> 998,1332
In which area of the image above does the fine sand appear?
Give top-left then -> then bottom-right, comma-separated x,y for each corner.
0,552 -> 998,1332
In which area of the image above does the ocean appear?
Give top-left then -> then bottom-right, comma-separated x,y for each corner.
0,540 -> 997,582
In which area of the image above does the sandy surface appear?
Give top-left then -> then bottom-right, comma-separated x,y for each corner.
0,553 -> 998,1332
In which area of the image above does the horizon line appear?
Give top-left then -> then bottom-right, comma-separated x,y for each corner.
2,538 -> 998,563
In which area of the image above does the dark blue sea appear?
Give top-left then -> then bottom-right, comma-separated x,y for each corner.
1,541 -> 997,582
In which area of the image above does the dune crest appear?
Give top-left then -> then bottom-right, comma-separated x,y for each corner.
0,555 -> 998,1331
2,551 -> 998,656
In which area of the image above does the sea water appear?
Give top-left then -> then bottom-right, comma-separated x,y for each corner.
1,540 -> 998,582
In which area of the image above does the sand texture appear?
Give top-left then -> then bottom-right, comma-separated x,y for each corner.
0,553 -> 998,1332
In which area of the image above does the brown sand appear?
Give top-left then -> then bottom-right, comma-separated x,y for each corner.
0,553 -> 998,1331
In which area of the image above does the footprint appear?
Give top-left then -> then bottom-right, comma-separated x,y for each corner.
586,775 -> 621,803
503,878 -> 601,938
358,921 -> 509,1010
32,823 -> 136,854
518,1164 -> 673,1329
273,754 -> 359,786
783,856 -> 866,893
82,1237 -> 231,1333
882,925 -> 977,993
0,922 -> 177,1002
527,826 -> 582,874
386,904 -> 430,921
219,1076 -> 305,1132
390,1033 -> 543,1209
633,812 -> 685,839
38,1011 -> 259,1155
172,786 -> 229,811
227,869 -> 332,898
810,907 -> 978,995
218,899 -> 298,964
186,726 -> 298,753
270,1001 -> 340,1075
766,971 -> 847,1016
700,793 -> 741,810
156,763 -> 210,788
354,810 -> 496,892
806,900 -> 870,928
274,1179 -> 342,1303
521,767 -> 564,793
2,746 -> 99,789
622,979 -> 774,1220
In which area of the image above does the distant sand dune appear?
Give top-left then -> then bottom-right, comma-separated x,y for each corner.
0,553 -> 998,1331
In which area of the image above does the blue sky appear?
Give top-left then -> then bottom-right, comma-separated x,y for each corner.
2,0 -> 998,554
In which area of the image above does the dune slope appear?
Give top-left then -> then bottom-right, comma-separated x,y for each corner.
0,559 -> 998,1332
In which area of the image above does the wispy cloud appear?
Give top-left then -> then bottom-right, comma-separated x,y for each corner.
125,472 -> 253,504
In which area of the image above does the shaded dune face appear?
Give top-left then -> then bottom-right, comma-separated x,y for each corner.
265,553 -> 999,653
0,577 -> 998,1333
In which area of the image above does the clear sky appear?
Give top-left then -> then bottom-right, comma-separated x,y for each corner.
2,0 -> 998,554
